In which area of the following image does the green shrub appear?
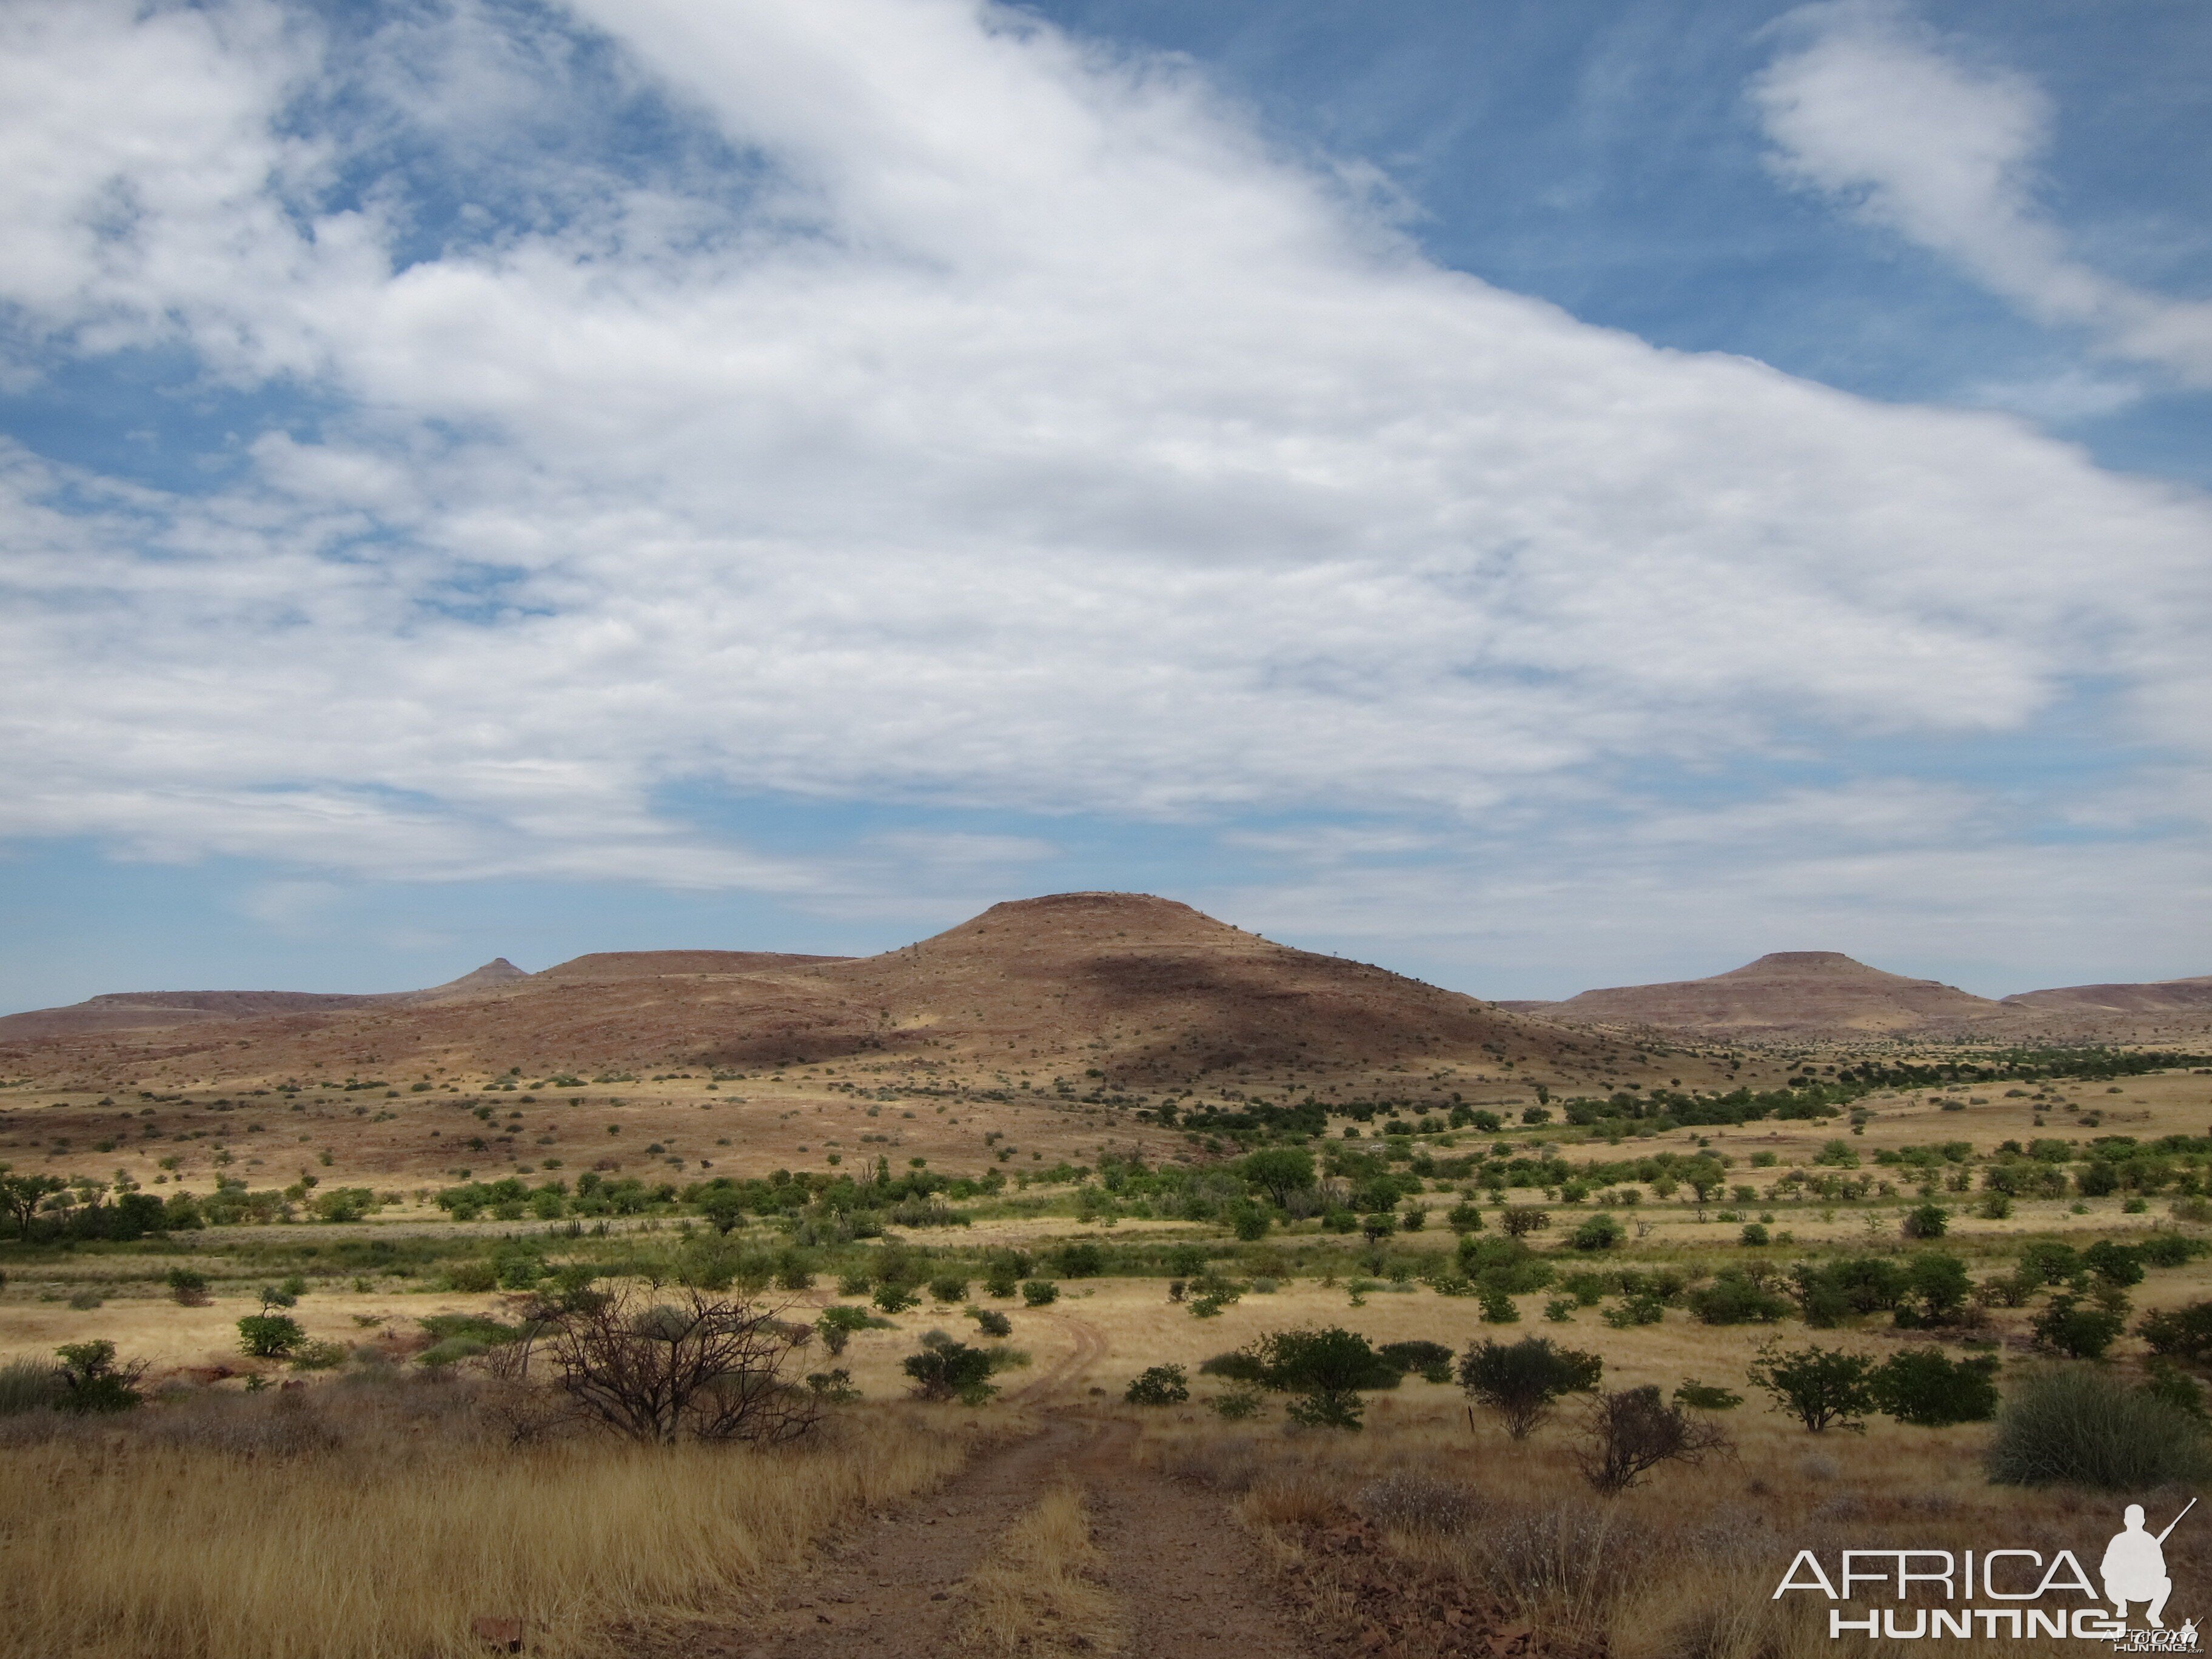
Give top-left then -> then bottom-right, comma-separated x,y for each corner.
1458,1336 -> 1602,1439
806,1368 -> 862,1403
1055,1242 -> 1105,1278
1561,1271 -> 1609,1307
1900,1204 -> 1949,1240
289,1339 -> 349,1372
1674,1379 -> 1743,1412
2143,1359 -> 2207,1421
1209,1383 -> 1264,1420
166,1267 -> 210,1304
1747,1342 -> 1874,1432
1892,1252 -> 1972,1327
416,1336 -> 488,1367
54,1341 -> 144,1413
2033,1295 -> 2127,1359
1126,1364 -> 1190,1406
772,1251 -> 816,1292
2015,1241 -> 2082,1288
1602,1293 -> 1664,1329
2139,1233 -> 2205,1270
236,1313 -> 306,1359
1870,1349 -> 2000,1426
837,1272 -> 872,1296
2139,1301 -> 2212,1363
1988,1366 -> 2212,1489
1479,1288 -> 1521,1324
1738,1222 -> 1770,1247
927,1275 -> 970,1303
1378,1340 -> 1456,1383
902,1332 -> 996,1404
443,1262 -> 497,1294
1287,1387 -> 1365,1429
1686,1272 -> 1789,1326
968,1307 -> 1013,1338
1228,1204 -> 1270,1241
1568,1215 -> 1624,1252
1544,1297 -> 1576,1322
1021,1279 -> 1059,1307
872,1282 -> 919,1314
2083,1241 -> 2145,1287
1446,1202 -> 1484,1234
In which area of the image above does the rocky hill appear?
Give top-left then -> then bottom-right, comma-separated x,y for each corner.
1515,950 -> 2003,1036
0,894 -> 1632,1094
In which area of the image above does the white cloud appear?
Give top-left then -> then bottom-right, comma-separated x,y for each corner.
0,0 -> 2205,970
1751,0 -> 2212,385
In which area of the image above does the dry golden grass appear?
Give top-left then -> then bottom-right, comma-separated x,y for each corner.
954,1482 -> 1124,1659
1142,1392 -> 2202,1659
0,1388 -> 969,1659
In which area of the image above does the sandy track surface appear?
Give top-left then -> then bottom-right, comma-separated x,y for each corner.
652,1306 -> 1310,1659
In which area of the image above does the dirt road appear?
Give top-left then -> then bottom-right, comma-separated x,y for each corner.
675,1308 -> 1312,1659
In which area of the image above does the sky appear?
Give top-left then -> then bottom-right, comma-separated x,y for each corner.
1,0 -> 2208,1012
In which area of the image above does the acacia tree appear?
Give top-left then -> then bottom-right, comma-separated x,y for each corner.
1746,1342 -> 1875,1432
0,1168 -> 65,1237
545,1288 -> 820,1443
1459,1336 -> 1603,1439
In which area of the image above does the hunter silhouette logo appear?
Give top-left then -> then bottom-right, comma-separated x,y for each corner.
2104,1500 -> 2191,1628
1773,1498 -> 2201,1644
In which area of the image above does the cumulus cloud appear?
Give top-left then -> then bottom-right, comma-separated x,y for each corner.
0,0 -> 2207,968
1751,0 -> 2212,385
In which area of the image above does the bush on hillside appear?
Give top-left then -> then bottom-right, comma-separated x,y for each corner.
2032,1295 -> 2127,1360
902,1332 -> 997,1404
1687,1271 -> 1791,1326
1125,1364 -> 1189,1406
1459,1336 -> 1603,1439
1870,1348 -> 2000,1427
2140,1300 -> 2212,1364
237,1314 -> 306,1359
1747,1343 -> 1874,1433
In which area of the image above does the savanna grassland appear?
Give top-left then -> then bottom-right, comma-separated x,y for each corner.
6,899 -> 2212,1657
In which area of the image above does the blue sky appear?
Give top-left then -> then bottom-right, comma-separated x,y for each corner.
1,0 -> 2207,1013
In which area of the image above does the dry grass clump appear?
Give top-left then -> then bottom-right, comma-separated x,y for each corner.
1353,1471 -> 1482,1536
956,1483 -> 1124,1658
0,1375 -> 966,1659
1142,1393 -> 2207,1659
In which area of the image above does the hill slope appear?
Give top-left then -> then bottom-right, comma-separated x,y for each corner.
1529,950 -> 2002,1035
0,893 -> 1603,1092
2002,974 -> 2212,1016
0,958 -> 540,1045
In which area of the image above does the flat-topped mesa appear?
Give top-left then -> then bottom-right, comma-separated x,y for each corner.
915,891 -> 1250,956
1721,950 -> 1891,975
531,950 -> 850,984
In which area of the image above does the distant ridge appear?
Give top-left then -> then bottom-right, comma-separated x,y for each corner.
2001,974 -> 2212,1017
0,892 -> 1587,1087
0,957 -> 536,1042
1529,950 -> 2002,1035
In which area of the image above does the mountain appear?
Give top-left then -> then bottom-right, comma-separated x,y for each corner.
1526,950 -> 2003,1036
0,893 -> 1612,1091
